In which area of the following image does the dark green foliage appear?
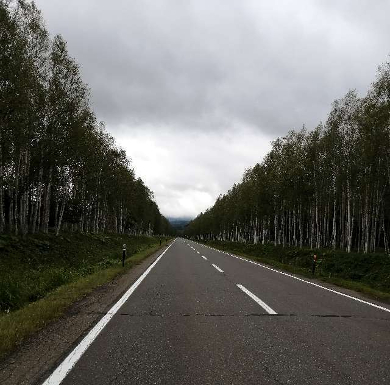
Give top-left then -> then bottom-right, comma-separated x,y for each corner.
0,232 -> 160,312
185,61 -> 390,255
0,1 -> 174,236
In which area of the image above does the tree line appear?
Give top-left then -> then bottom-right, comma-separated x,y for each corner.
185,59 -> 390,254
0,1 -> 174,236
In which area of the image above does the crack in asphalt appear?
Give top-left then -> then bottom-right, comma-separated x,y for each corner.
64,309 -> 390,321
103,312 -> 390,321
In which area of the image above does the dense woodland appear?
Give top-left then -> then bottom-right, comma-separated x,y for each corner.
186,60 -> 390,254
0,1 -> 173,236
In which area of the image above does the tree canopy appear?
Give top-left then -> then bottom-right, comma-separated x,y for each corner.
0,0 -> 174,236
185,60 -> 390,254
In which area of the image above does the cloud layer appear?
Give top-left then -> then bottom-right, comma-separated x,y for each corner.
35,0 -> 390,217
115,125 -> 271,218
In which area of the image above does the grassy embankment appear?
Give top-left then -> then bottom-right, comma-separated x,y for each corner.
0,233 -> 169,359
202,240 -> 390,302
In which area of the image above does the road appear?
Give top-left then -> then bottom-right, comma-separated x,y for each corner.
43,238 -> 390,385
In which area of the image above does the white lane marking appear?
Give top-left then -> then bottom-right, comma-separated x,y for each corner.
202,255 -> 208,260
212,264 -> 224,273
191,241 -> 390,314
222,251 -> 390,315
197,251 -> 200,254
237,284 -> 277,314
43,241 -> 176,385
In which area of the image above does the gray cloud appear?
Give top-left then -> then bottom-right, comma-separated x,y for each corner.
34,0 -> 390,217
36,0 -> 390,135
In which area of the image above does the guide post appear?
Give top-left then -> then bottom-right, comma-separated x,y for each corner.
122,244 -> 126,267
312,254 -> 317,275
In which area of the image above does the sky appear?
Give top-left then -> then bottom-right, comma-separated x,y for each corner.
34,0 -> 390,219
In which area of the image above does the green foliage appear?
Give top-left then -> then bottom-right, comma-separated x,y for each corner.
0,1 -> 174,237
185,60 -> 390,255
0,233 -> 161,313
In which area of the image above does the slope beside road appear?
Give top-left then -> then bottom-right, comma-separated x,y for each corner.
35,238 -> 390,385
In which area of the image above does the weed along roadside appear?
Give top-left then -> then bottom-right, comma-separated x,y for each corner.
201,240 -> 390,303
0,234 -> 171,360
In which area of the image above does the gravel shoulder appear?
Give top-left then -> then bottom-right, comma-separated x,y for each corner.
0,245 -> 168,385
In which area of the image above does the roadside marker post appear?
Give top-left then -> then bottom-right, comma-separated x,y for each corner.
122,244 -> 126,267
312,254 -> 317,275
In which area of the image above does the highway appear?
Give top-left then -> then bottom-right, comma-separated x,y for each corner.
43,238 -> 390,385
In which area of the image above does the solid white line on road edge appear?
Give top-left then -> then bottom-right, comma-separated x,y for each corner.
228,253 -> 390,315
237,284 -> 277,315
191,240 -> 390,314
201,255 -> 208,260
42,240 -> 176,385
212,264 -> 224,273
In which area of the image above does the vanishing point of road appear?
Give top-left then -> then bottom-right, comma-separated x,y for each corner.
43,238 -> 390,385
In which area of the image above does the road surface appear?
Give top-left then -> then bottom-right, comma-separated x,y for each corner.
43,238 -> 390,385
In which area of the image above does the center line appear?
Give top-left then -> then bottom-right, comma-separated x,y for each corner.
201,255 -> 208,260
212,264 -> 224,273
237,284 -> 277,315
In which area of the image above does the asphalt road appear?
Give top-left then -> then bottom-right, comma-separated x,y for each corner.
43,238 -> 390,385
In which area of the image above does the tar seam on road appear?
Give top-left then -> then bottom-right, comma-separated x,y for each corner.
42,240 -> 176,385
236,284 -> 277,315
212,263 -> 224,273
202,243 -> 390,314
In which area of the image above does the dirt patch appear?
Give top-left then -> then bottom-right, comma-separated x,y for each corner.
0,245 -> 167,385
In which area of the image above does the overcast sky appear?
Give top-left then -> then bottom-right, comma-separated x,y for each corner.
34,0 -> 390,219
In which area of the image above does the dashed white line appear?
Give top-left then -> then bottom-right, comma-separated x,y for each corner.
237,284 -> 277,314
229,254 -> 390,313
42,241 -> 176,385
212,264 -> 224,273
201,255 -> 208,260
198,243 -> 390,315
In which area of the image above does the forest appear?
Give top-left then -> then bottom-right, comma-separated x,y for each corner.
185,60 -> 390,254
0,1 -> 173,236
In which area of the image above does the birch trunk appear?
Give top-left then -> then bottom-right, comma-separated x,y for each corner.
55,200 -> 66,236
0,130 -> 4,232
346,180 -> 352,253
32,166 -> 44,233
42,166 -> 52,234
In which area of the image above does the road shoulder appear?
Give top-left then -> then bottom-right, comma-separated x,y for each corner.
0,245 -> 168,385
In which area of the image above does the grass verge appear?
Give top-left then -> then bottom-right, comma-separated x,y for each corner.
203,241 -> 390,304
0,241 -> 165,359
0,233 -> 165,312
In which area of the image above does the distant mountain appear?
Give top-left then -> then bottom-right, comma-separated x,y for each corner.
167,218 -> 192,233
